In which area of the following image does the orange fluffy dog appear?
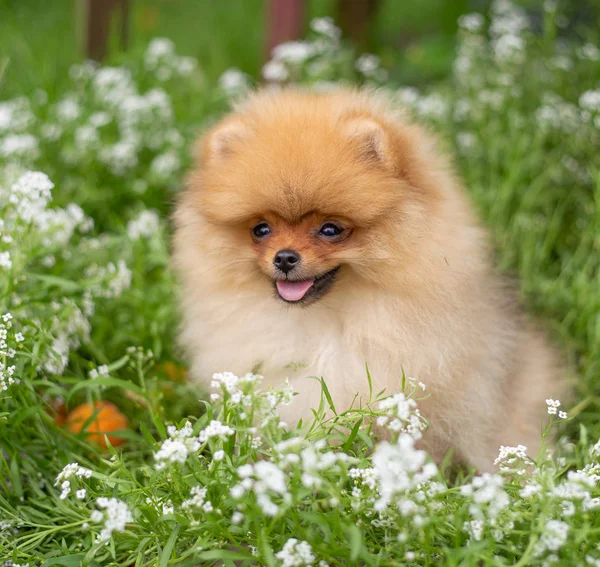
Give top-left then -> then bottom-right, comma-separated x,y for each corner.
173,88 -> 562,471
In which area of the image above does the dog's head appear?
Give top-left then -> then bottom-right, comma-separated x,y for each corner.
185,89 -> 446,305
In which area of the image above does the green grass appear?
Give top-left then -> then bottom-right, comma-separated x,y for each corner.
0,1 -> 600,565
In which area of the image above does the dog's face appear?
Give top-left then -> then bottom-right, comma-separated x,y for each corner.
247,212 -> 351,304
187,91 -> 439,305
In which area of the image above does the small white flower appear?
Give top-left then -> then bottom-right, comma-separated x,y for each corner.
154,421 -> 200,469
275,538 -> 315,566
355,53 -> 381,76
458,13 -> 484,33
262,60 -> 289,83
579,90 -> 600,112
0,252 -> 12,270
198,420 -> 235,443
272,41 -> 313,64
213,449 -> 225,462
218,68 -> 250,96
310,17 -> 340,39
90,510 -> 103,523
546,399 -> 561,415
93,497 -> 133,542
127,210 -> 160,240
76,489 -> 87,499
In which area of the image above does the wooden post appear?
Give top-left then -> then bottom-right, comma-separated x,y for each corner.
83,0 -> 130,61
267,0 -> 306,57
337,0 -> 381,47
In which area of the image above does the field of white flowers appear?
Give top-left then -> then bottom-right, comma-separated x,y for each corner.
1,1 -> 600,565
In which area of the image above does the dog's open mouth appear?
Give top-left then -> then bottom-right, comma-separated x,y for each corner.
275,266 -> 340,304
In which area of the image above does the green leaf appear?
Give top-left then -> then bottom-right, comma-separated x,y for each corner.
26,273 -> 83,293
346,523 -> 364,561
41,555 -> 100,567
341,418 -> 363,452
320,377 -> 337,415
160,525 -> 181,567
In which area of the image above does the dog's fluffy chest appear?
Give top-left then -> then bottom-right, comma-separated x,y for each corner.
184,291 -> 458,419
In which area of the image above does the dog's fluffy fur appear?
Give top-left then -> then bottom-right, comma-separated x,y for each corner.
173,88 -> 562,471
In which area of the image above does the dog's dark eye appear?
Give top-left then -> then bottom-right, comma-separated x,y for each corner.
252,222 -> 271,239
319,223 -> 343,238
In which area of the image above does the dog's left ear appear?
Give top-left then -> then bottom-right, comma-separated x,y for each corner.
201,119 -> 249,165
342,118 -> 393,168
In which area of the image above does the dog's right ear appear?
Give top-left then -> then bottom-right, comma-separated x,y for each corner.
200,119 -> 249,165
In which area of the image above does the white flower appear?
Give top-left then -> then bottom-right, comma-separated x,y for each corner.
0,252 -> 11,270
275,538 -> 315,567
127,210 -> 160,240
456,131 -> 477,152
60,480 -> 71,499
149,151 -> 181,181
578,43 -> 600,61
0,97 -> 34,132
355,53 -> 380,76
154,421 -> 201,469
272,41 -> 313,64
76,488 -> 87,500
462,473 -> 509,521
182,485 -> 212,510
458,13 -> 484,33
372,434 -> 437,511
546,399 -> 561,415
99,140 -> 139,175
0,134 -> 40,161
535,520 -> 569,555
262,60 -> 289,83
494,444 -> 529,473
55,462 -> 93,485
56,96 -> 81,121
579,90 -> 600,112
90,510 -> 103,523
93,497 -> 133,542
464,519 -> 484,541
558,411 -> 567,419
231,511 -> 244,524
218,68 -> 250,96
145,38 -> 176,69
590,440 -> 600,459
310,17 -> 340,39
213,449 -> 225,462
198,420 -> 235,443
492,34 -> 525,63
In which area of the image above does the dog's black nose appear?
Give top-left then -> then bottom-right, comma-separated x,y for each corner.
273,249 -> 301,273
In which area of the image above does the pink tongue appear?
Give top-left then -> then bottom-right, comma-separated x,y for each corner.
276,279 -> 315,301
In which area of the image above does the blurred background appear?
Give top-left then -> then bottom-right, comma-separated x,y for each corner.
2,0 -> 600,99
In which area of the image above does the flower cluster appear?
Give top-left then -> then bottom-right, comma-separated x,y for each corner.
181,485 -> 213,513
126,210 -> 160,240
90,497 -> 133,543
55,462 -> 93,500
375,387 -> 426,440
154,421 -> 201,469
144,38 -> 198,82
231,460 -> 291,517
275,538 -> 316,567
546,399 -> 567,419
0,313 -> 18,391
255,16 -> 386,90
460,473 -> 511,541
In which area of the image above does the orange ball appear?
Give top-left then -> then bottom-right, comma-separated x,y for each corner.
65,401 -> 129,448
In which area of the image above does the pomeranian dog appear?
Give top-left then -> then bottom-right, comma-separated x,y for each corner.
173,88 -> 562,471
